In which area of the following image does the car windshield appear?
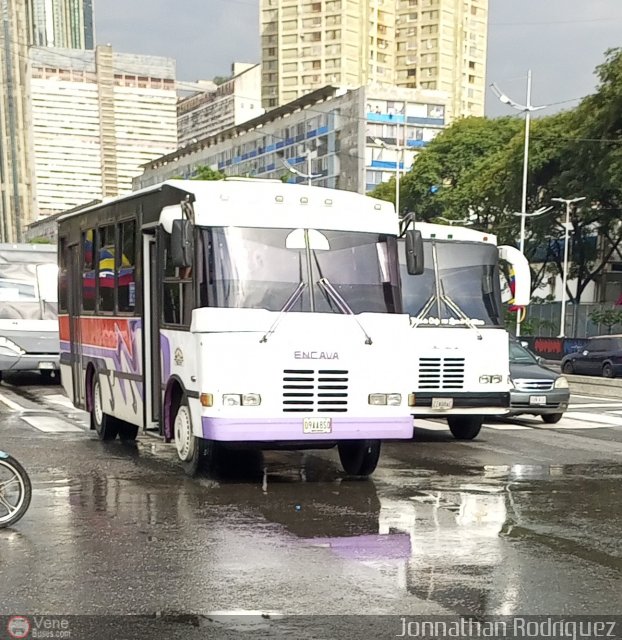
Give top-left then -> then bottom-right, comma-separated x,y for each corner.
198,226 -> 402,313
509,342 -> 538,364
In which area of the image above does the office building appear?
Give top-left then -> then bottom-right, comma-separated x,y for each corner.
136,84 -> 449,199
27,0 -> 94,49
178,63 -> 264,147
30,45 -> 178,215
260,0 -> 487,119
0,0 -> 37,242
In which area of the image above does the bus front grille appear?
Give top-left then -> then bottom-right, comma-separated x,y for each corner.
417,357 -> 465,390
283,369 -> 349,413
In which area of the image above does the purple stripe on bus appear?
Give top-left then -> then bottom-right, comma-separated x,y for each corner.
200,416 -> 413,441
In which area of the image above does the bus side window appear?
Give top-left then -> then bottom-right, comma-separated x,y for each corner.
118,220 -> 136,313
161,230 -> 193,327
59,237 -> 68,313
82,228 -> 96,312
98,224 -> 115,313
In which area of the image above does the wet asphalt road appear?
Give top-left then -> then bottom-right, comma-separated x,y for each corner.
0,374 -> 621,637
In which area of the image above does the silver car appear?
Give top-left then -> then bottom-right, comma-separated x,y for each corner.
507,341 -> 570,424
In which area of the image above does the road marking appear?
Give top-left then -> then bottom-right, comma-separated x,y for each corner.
0,391 -> 23,412
569,402 -> 622,409
44,394 -> 76,409
486,423 -> 531,430
21,415 -> 83,433
561,411 -> 622,426
571,393 -> 622,402
414,420 -> 449,431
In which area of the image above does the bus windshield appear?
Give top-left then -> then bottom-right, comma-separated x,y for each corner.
400,239 -> 503,327
200,227 -> 402,313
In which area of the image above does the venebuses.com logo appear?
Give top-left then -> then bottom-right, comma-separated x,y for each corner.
7,616 -> 31,639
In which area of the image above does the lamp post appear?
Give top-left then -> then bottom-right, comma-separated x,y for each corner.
281,148 -> 322,185
374,131 -> 404,215
491,71 -> 547,336
551,196 -> 586,338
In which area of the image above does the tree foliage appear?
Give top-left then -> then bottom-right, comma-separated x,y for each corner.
372,48 -> 622,307
191,166 -> 226,181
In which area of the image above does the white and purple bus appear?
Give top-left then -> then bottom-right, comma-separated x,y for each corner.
57,179 -> 417,476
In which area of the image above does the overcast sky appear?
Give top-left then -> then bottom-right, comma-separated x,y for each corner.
94,0 -> 622,117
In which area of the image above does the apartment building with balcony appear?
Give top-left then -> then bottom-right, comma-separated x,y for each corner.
260,0 -> 487,120
177,63 -> 264,147
135,84 -> 449,202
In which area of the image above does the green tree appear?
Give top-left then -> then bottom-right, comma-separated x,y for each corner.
589,308 -> 622,334
191,166 -> 225,180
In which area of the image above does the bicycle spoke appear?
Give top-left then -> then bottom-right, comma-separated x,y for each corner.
0,493 -> 17,516
0,475 -> 19,491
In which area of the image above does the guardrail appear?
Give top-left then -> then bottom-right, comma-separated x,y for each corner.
566,374 -> 622,398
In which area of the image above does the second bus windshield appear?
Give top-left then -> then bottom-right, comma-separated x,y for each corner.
200,226 -> 401,314
400,239 -> 503,327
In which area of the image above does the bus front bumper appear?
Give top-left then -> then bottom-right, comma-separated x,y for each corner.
409,391 -> 510,416
201,416 -> 413,442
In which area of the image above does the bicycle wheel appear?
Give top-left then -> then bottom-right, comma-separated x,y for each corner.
0,454 -> 32,528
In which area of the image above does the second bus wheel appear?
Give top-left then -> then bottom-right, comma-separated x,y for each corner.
91,375 -> 119,441
447,416 -> 483,440
173,397 -> 216,477
338,440 -> 381,476
118,421 -> 139,441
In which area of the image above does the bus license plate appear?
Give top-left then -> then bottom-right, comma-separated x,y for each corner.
432,398 -> 453,410
529,395 -> 546,405
303,417 -> 332,434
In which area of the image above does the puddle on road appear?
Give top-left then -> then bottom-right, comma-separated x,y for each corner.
9,439 -> 621,615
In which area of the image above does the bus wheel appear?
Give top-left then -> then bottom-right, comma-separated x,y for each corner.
91,376 -> 119,441
173,398 -> 215,477
448,416 -> 483,440
338,440 -> 381,476
118,422 -> 139,441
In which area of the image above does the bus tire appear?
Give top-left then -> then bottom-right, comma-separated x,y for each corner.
173,396 -> 215,477
448,416 -> 483,440
91,375 -> 119,441
338,440 -> 381,476
118,422 -> 139,441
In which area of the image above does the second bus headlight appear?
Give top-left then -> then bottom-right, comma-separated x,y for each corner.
222,393 -> 261,406
368,393 -> 402,406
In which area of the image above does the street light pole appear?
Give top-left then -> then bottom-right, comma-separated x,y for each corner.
491,70 -> 547,336
551,196 -> 586,338
374,135 -> 404,216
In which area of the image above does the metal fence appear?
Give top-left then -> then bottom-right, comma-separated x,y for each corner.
523,302 -> 622,338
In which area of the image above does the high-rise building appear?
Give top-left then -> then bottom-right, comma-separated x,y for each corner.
0,0 -> 37,242
260,0 -> 487,119
29,45 -> 179,216
177,63 -> 264,147
27,0 -> 94,49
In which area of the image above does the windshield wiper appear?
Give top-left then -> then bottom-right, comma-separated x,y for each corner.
260,282 -> 307,343
317,278 -> 373,345
438,281 -> 482,340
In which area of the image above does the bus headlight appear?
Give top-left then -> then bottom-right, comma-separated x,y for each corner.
368,393 -> 402,406
0,337 -> 25,355
479,375 -> 503,384
222,393 -> 261,406
554,376 -> 569,389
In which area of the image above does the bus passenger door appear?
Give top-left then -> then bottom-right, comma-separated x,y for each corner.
143,233 -> 161,431
68,244 -> 85,407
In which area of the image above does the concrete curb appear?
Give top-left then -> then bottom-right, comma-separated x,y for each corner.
566,374 -> 622,399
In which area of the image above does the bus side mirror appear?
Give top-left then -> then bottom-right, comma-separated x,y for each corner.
405,229 -> 424,275
171,219 -> 194,268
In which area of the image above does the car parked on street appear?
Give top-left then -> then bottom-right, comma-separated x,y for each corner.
560,335 -> 622,378
506,341 -> 570,424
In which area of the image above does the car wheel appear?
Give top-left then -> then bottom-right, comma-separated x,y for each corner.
602,363 -> 614,378
447,416 -> 483,440
562,360 -> 574,374
542,413 -> 563,424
